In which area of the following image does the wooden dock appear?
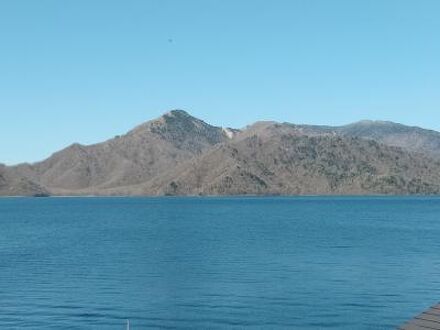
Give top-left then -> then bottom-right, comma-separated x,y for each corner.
400,304 -> 440,329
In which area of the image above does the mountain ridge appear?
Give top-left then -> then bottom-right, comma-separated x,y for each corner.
3,110 -> 440,196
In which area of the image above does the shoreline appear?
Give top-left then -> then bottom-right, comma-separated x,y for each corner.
2,194 -> 440,199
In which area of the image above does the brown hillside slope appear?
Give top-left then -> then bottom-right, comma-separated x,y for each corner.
4,111 -> 440,196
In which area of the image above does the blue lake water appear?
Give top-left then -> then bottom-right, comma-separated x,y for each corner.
1,197 -> 440,329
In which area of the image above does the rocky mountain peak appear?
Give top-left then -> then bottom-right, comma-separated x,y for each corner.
164,109 -> 192,118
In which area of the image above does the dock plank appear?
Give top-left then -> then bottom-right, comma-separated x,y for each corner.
400,304 -> 440,330
425,309 -> 440,317
405,319 -> 440,329
418,313 -> 440,324
400,324 -> 437,330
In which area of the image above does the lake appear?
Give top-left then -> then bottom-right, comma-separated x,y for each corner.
1,197 -> 439,329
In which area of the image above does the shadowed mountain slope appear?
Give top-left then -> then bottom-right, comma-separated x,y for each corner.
150,122 -> 440,196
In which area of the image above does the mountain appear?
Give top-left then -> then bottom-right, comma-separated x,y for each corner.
288,120 -> 440,158
4,110 -> 440,196
146,122 -> 440,196
0,164 -> 48,196
11,110 -> 233,195
338,120 -> 440,158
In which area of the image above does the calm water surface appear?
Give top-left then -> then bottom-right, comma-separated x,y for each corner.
1,197 -> 440,329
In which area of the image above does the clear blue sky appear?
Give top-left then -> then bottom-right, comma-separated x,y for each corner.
1,0 -> 439,164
